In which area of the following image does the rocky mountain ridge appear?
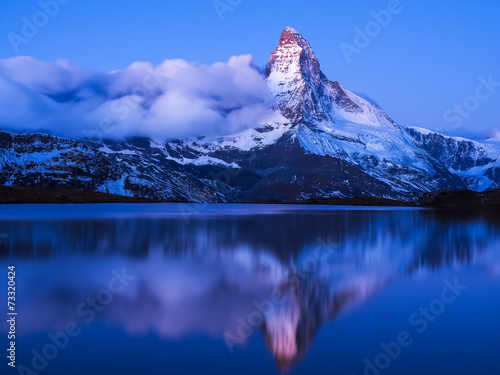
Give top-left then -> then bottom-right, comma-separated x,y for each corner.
1,27 -> 499,202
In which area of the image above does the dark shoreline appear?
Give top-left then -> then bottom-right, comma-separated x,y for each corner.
0,185 -> 160,204
1,185 -> 499,209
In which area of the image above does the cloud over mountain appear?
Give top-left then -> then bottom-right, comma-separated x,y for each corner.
0,55 -> 274,140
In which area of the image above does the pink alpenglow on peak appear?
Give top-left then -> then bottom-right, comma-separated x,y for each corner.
266,27 -> 392,126
267,27 -> 321,84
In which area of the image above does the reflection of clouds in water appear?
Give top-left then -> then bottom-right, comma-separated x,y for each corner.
6,235 -> 499,349
1,208 -> 500,371
8,251 -> 285,337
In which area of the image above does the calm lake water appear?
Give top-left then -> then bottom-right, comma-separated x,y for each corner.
1,204 -> 500,375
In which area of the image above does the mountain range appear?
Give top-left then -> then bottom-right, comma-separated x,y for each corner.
1,27 -> 499,202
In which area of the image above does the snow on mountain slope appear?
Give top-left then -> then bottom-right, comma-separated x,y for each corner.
1,27 -> 499,201
0,131 -> 259,202
176,27 -> 470,197
186,27 -> 498,196
406,126 -> 500,190
266,27 -> 396,127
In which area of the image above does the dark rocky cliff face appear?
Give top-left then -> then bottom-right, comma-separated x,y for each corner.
405,127 -> 496,171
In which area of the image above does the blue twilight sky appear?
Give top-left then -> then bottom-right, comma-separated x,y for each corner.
0,0 -> 499,139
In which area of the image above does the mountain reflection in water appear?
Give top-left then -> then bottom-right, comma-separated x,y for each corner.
1,205 -> 499,373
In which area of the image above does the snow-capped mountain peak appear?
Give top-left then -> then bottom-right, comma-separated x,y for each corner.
265,27 -> 325,122
1,27 -> 499,202
265,28 -> 398,130
267,27 -> 321,84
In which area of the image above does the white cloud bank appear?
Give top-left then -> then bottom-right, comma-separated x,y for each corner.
0,55 -> 275,140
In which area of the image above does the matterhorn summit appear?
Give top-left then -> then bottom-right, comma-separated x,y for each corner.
0,27 -> 499,202
266,27 -> 322,87
265,27 -> 398,128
